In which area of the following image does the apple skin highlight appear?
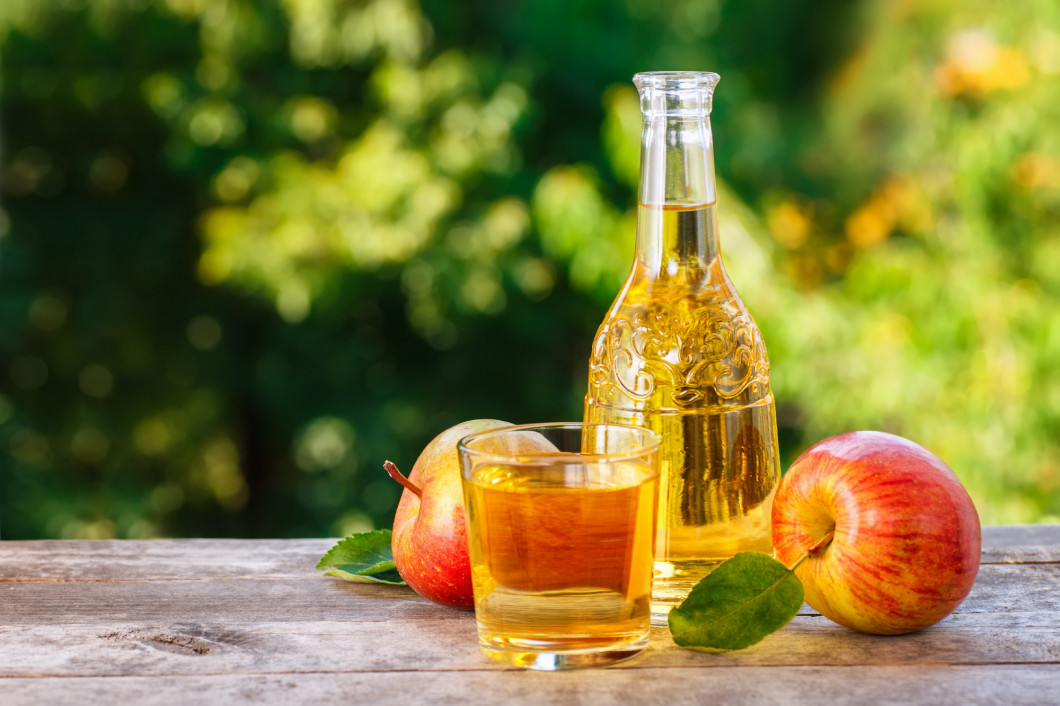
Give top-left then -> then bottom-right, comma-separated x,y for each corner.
771,431 -> 981,635
391,419 -> 511,610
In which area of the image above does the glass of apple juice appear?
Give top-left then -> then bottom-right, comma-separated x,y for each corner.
457,422 -> 661,670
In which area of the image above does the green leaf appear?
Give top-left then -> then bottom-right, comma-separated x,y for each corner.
668,551 -> 804,651
317,529 -> 408,586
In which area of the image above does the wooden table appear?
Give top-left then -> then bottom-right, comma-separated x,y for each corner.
1,525 -> 1057,705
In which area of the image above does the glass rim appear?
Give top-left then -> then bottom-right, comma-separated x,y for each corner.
457,422 -> 662,466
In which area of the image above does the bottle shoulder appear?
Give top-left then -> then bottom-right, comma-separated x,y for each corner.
587,263 -> 772,411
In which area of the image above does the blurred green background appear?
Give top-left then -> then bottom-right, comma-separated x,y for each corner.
2,0 -> 1058,539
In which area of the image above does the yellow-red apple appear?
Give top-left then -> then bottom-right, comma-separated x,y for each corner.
771,431 -> 981,635
386,419 -> 513,610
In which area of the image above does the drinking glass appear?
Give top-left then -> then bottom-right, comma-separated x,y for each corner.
457,422 -> 661,670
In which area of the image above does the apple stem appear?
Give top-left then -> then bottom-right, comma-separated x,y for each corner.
788,529 -> 836,573
384,460 -> 422,498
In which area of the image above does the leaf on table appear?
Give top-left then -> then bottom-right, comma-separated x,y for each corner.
317,529 -> 408,586
668,551 -> 803,651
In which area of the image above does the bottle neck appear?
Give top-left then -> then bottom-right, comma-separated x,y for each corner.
635,114 -> 720,276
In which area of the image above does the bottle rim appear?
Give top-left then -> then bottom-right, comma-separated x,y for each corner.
633,71 -> 720,92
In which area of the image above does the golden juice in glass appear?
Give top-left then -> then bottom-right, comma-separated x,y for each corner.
458,424 -> 660,670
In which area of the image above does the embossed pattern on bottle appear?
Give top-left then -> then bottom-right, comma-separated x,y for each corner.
584,202 -> 780,623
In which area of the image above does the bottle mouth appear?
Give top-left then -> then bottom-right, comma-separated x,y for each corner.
633,72 -> 720,92
634,71 -> 720,117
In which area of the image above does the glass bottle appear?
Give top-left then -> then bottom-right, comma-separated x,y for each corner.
584,72 -> 780,624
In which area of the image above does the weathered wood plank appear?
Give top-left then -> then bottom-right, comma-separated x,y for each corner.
0,611 -> 1058,679
0,665 -> 1057,706
2,563 -> 1056,626
0,538 -> 331,580
0,575 -> 445,624
0,525 -> 1055,583
1,563 -> 1059,677
980,524 -> 1060,563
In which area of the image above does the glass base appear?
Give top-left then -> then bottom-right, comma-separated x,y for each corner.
479,635 -> 650,671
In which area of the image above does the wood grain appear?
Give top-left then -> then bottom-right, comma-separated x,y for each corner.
0,538 -> 329,580
1,666 -> 1058,706
0,525 -> 1057,704
979,524 -> 1060,563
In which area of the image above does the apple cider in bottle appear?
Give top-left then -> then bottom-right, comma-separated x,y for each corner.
584,72 -> 781,624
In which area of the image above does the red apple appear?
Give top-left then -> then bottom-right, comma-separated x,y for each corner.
771,431 -> 981,635
385,419 -> 513,610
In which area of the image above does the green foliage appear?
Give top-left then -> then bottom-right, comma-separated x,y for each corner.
668,552 -> 804,651
317,529 -> 406,585
2,0 -> 1058,539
